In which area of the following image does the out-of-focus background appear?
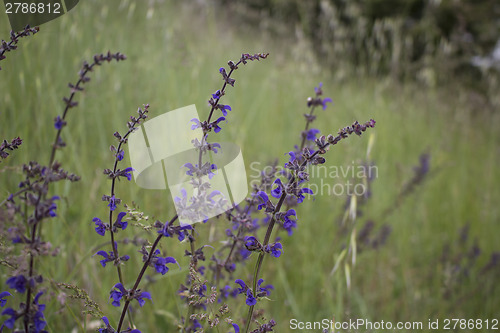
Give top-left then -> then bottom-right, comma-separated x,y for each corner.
1,0 -> 499,331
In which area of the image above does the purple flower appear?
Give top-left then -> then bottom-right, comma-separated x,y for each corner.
232,323 -> 240,333
33,292 -> 46,331
1,307 -> 17,329
257,279 -> 274,296
282,209 -> 297,235
98,316 -> 113,333
6,275 -> 28,293
306,128 -> 320,140
296,187 -> 314,203
234,278 -> 259,305
256,191 -> 269,210
234,279 -> 248,294
96,251 -> 112,267
47,196 -> 60,217
212,90 -> 222,99
183,163 -> 196,176
191,118 -> 201,130
109,283 -> 127,307
208,164 -> 217,179
217,104 -> 231,116
54,115 -> 66,130
265,242 -> 283,258
108,195 -> 117,211
113,211 -> 128,231
116,150 -> 124,161
245,289 -> 257,306
93,217 -> 107,236
0,292 -> 11,307
212,116 -> 226,133
96,249 -> 129,267
271,178 -> 283,198
122,167 -> 134,181
210,142 -> 221,153
135,291 -> 152,307
151,250 -> 177,275
321,97 -> 333,110
244,236 -> 261,251
158,222 -> 192,241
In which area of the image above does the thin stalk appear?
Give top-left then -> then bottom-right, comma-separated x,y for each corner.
116,214 -> 178,332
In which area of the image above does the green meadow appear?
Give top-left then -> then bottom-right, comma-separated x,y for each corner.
1,1 -> 499,331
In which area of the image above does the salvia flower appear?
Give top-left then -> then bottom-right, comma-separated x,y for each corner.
305,128 -> 320,141
112,211 -> 128,231
47,195 -> 60,217
256,278 -> 274,297
109,283 -> 127,307
110,283 -> 152,308
211,116 -> 226,133
1,307 -> 17,330
157,222 -> 192,241
284,151 -> 298,169
245,289 -> 257,306
6,274 -> 29,293
212,89 -> 222,100
119,167 -> 134,181
271,178 -> 284,198
98,316 -> 114,333
150,249 -> 178,275
135,290 -> 152,307
32,291 -> 47,332
191,118 -> 201,130
296,187 -> 314,204
95,247 -> 130,267
244,236 -> 262,251
54,115 -> 66,130
280,209 -> 298,235
232,323 -> 240,333
264,242 -> 283,258
234,279 -> 249,294
321,97 -> 333,110
234,279 -> 257,306
116,150 -> 124,161
216,104 -> 231,116
0,292 -> 11,307
255,191 -> 271,211
107,195 -> 117,211
93,217 -> 107,236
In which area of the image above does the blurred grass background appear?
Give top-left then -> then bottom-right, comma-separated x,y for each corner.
1,0 -> 499,331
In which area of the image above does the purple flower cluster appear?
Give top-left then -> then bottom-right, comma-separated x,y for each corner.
0,280 -> 46,332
